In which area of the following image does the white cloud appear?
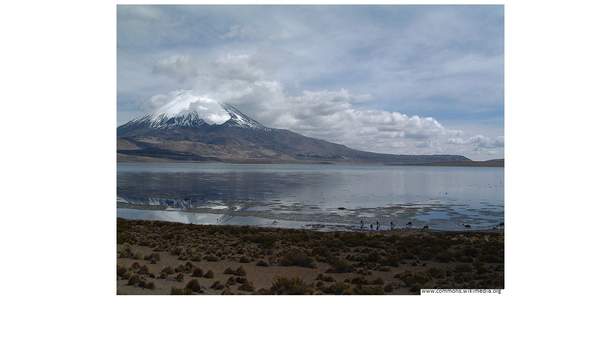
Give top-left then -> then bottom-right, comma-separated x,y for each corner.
139,51 -> 504,158
149,90 -> 231,125
448,135 -> 504,150
152,55 -> 198,82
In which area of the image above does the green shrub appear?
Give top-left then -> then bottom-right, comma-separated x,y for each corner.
192,268 -> 204,277
175,273 -> 184,282
256,260 -> 269,267
204,270 -> 214,279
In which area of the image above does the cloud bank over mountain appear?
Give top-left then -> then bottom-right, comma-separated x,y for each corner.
118,5 -> 504,159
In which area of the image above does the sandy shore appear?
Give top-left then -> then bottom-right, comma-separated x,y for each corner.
117,218 -> 504,295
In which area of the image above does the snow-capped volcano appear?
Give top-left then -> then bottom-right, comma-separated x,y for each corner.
124,111 -> 208,129
220,103 -> 268,130
117,100 -> 470,164
119,102 -> 269,132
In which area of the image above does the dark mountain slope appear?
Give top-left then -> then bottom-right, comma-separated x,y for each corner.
117,103 -> 471,164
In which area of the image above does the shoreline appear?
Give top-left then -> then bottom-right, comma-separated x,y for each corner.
117,218 -> 504,295
117,203 -> 505,232
117,158 -> 504,167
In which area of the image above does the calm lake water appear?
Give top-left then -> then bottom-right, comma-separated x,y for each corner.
117,162 -> 504,231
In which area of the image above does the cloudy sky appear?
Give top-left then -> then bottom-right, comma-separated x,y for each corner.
118,5 -> 503,160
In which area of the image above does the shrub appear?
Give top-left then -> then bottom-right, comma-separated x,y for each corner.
383,283 -> 394,293
144,252 -> 161,264
138,265 -> 150,276
170,287 -> 192,295
243,233 -> 276,248
204,270 -> 214,279
366,252 -> 380,263
256,260 -> 269,267
144,281 -> 155,290
185,279 -> 203,293
117,265 -> 128,278
161,266 -> 174,275
269,277 -> 313,295
280,250 -> 315,268
234,266 -> 246,276
184,262 -> 194,272
210,281 -> 225,290
350,277 -> 369,285
127,274 -> 141,286
320,282 -> 352,295
239,282 -> 255,292
192,268 -> 204,277
204,255 -> 219,262
325,257 -> 353,273
455,264 -> 473,273
382,254 -> 400,267
316,273 -> 335,282
175,273 -> 184,282
226,276 -> 237,286
352,285 -> 385,295
371,277 -> 384,285
435,251 -> 452,263
427,267 -> 446,279
235,277 -> 248,284
224,267 -> 235,275
239,256 -> 252,263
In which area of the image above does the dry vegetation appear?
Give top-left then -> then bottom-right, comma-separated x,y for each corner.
117,218 -> 503,295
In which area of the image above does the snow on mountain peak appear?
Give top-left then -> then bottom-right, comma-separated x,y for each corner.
120,90 -> 270,131
150,91 -> 231,125
221,103 -> 268,130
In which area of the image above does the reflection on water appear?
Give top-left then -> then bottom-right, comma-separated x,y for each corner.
117,162 -> 504,231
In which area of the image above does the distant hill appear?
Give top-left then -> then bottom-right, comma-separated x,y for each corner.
117,103 -> 472,164
391,159 -> 504,167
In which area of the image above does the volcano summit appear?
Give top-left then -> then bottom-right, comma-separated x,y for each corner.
117,103 -> 470,164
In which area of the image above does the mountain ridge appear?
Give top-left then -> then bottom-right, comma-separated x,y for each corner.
117,103 -> 472,164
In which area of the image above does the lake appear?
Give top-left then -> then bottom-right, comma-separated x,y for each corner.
117,162 -> 504,231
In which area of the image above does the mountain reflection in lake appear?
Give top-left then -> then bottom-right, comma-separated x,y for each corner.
117,163 -> 504,231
